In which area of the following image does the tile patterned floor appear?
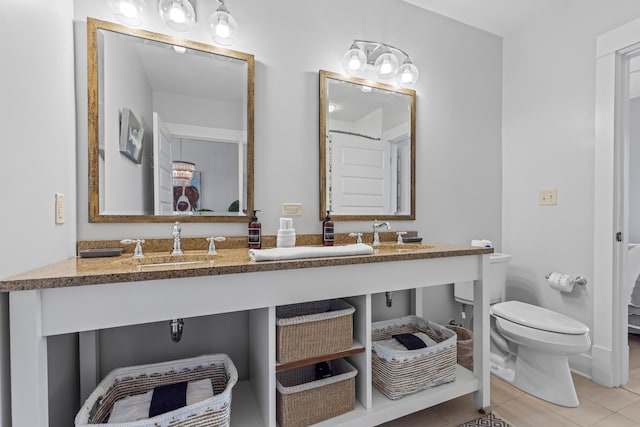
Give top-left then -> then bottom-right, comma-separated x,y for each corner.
380,334 -> 640,426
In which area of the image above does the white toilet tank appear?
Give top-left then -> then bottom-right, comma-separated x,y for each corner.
454,252 -> 511,305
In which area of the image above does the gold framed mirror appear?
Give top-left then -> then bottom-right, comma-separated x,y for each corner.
87,18 -> 254,222
319,70 -> 416,221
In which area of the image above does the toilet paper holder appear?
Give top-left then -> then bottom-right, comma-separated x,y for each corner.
545,273 -> 588,287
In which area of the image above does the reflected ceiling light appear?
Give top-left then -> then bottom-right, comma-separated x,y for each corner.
341,40 -> 419,86
108,0 -> 146,26
208,0 -> 238,46
172,161 -> 196,186
158,0 -> 196,32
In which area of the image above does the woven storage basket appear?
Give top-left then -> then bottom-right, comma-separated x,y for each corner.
276,359 -> 357,427
445,325 -> 474,371
276,299 -> 355,363
371,316 -> 457,400
75,354 -> 238,427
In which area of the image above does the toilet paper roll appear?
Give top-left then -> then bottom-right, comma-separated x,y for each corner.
547,272 -> 575,292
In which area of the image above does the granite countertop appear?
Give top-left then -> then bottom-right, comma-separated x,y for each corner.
0,236 -> 492,292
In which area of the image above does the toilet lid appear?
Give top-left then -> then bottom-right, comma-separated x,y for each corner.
490,301 -> 589,335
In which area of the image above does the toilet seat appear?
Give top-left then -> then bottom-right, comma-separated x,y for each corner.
493,316 -> 591,354
491,301 -> 589,335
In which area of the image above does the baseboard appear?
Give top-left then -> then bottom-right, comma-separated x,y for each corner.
569,351 -> 592,379
590,345 -> 617,387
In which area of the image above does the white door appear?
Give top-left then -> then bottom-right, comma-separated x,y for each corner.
153,112 -> 175,215
330,132 -> 390,215
390,136 -> 411,215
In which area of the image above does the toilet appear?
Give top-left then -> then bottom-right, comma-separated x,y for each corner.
454,252 -> 591,408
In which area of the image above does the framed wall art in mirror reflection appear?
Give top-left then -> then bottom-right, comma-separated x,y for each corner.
173,171 -> 202,214
119,107 -> 144,164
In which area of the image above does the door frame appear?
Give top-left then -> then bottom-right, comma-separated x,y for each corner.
594,17 -> 640,387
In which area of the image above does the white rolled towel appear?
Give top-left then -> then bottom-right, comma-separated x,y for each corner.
107,379 -> 214,423
249,243 -> 373,262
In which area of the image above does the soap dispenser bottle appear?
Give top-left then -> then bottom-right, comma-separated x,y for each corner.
322,210 -> 334,246
248,210 -> 262,249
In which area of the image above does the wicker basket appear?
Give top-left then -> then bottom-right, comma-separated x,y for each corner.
75,354 -> 238,427
276,359 -> 357,427
446,325 -> 474,371
371,316 -> 457,400
276,299 -> 355,363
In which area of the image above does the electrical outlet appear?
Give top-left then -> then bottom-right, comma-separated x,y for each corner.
55,193 -> 64,224
538,189 -> 557,206
282,203 -> 302,216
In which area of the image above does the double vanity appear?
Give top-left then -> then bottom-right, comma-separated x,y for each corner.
0,15 -> 493,427
2,239 -> 492,427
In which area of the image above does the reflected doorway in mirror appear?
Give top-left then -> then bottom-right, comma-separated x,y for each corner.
319,70 -> 416,221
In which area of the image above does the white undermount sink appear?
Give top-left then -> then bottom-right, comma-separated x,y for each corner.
373,242 -> 434,252
113,252 -> 216,269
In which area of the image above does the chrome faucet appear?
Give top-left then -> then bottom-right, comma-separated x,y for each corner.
171,222 -> 183,255
372,220 -> 391,246
120,239 -> 145,258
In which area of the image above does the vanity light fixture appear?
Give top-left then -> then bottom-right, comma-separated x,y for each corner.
158,0 -> 197,31
172,161 -> 196,186
108,0 -> 146,26
341,40 -> 419,86
208,0 -> 238,46
342,43 -> 367,76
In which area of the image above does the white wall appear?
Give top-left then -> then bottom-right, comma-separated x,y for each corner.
103,33 -> 153,214
153,91 -> 244,130
502,0 -> 640,371
180,139 -> 239,212
74,0 -> 502,245
0,1 -> 78,425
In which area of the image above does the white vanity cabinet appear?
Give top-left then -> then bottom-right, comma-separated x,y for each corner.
7,251 -> 490,427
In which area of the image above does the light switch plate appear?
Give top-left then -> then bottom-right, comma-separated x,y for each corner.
538,189 -> 557,206
55,193 -> 64,224
282,203 -> 302,216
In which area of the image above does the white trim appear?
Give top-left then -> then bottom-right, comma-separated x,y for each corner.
165,122 -> 246,144
594,50 -> 617,387
597,17 -> 640,59
594,16 -> 640,387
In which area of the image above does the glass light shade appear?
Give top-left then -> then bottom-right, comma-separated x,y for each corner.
374,52 -> 399,80
398,61 -> 419,85
108,0 -> 146,26
172,161 -> 196,186
209,10 -> 239,46
158,0 -> 196,32
342,48 -> 366,76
